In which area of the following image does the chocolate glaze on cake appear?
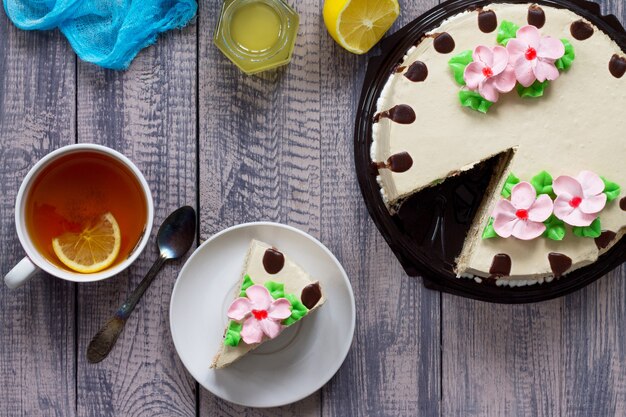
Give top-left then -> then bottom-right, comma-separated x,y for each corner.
570,20 -> 594,40
387,152 -> 413,173
609,54 -> 626,78
478,10 -> 498,33
404,61 -> 428,82
263,248 -> 285,274
373,104 -> 416,124
548,253 -> 572,278
301,283 -> 322,309
373,152 -> 414,173
595,231 -> 617,250
527,4 -> 546,28
489,254 -> 512,277
433,32 -> 455,53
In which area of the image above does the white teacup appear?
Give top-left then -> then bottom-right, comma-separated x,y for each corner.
4,144 -> 154,289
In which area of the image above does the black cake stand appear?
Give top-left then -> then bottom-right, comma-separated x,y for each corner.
354,0 -> 626,303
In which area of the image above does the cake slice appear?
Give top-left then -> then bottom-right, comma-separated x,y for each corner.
211,239 -> 325,369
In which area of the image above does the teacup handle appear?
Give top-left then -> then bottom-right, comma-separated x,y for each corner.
5,257 -> 38,289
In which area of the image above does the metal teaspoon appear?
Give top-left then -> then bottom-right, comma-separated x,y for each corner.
86,205 -> 197,363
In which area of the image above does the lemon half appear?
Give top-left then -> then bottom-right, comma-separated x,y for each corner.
52,212 -> 122,273
323,0 -> 400,54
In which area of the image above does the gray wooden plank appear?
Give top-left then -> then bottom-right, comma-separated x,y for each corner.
0,13 -> 77,417
320,2 -> 442,417
442,299 -> 562,417
74,26 -> 197,417
197,0 -> 322,415
563,265 -> 626,417
197,3 -> 322,237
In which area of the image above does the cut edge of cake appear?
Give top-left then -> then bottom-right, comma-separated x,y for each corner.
454,148 -> 518,278
374,127 -> 518,216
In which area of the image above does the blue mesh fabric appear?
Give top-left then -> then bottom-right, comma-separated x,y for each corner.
3,0 -> 197,69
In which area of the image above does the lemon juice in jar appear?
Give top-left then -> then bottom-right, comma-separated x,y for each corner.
214,0 -> 299,75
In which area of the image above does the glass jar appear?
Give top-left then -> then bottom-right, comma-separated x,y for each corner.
214,0 -> 300,75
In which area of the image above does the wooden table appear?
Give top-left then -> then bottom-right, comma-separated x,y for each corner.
1,1 -> 624,416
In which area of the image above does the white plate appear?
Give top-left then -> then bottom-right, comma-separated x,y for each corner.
169,222 -> 355,408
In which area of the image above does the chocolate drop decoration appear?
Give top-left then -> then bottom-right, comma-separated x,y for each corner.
387,152 -> 413,173
301,282 -> 322,309
373,152 -> 414,173
548,253 -> 572,278
620,197 -> 626,211
433,32 -> 455,54
489,254 -> 511,277
570,20 -> 594,40
373,104 -> 416,124
527,5 -> 546,28
595,230 -> 617,250
609,54 -> 626,78
478,10 -> 498,33
263,248 -> 285,274
404,61 -> 428,82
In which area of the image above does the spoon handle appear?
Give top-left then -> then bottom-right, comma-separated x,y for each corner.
87,254 -> 168,363
116,254 -> 168,320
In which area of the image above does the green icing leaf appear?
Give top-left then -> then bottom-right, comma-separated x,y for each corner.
573,217 -> 602,238
448,50 -> 473,85
555,39 -> 575,71
516,80 -> 549,98
501,172 -> 520,198
601,176 -> 621,201
239,274 -> 254,297
497,20 -> 520,46
482,217 -> 498,239
264,281 -> 285,299
530,170 -> 554,196
283,293 -> 308,326
543,215 -> 566,241
459,90 -> 494,113
224,321 -> 243,347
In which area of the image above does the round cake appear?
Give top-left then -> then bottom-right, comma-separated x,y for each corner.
371,2 -> 625,285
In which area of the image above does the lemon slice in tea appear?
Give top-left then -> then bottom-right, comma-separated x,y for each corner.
323,0 -> 400,54
52,212 -> 122,273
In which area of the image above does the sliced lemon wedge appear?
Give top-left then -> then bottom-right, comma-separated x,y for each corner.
323,0 -> 400,54
52,212 -> 121,273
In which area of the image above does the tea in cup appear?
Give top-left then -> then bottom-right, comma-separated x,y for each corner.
5,144 -> 154,288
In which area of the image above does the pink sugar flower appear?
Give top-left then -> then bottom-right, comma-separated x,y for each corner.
506,25 -> 565,87
464,45 -> 517,102
493,182 -> 554,240
553,171 -> 607,227
227,284 -> 292,344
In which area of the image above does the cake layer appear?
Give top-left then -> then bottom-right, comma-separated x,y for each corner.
371,3 -> 626,282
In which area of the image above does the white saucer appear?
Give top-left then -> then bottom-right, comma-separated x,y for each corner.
169,222 -> 355,408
